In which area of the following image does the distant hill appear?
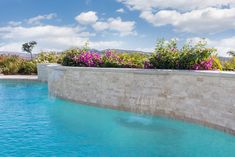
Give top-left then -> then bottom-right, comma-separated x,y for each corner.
0,51 -> 36,59
102,49 -> 151,54
62,49 -> 151,54
218,56 -> 231,62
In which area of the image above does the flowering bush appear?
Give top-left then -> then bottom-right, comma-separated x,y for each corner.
144,60 -> 154,69
62,50 -> 148,68
149,39 -> 179,69
149,39 -> 222,70
61,48 -> 82,66
60,39 -> 226,71
102,50 -> 123,67
192,58 -> 213,70
72,51 -> 103,67
178,41 -> 216,70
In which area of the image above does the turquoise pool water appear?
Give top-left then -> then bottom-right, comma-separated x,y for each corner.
0,81 -> 235,157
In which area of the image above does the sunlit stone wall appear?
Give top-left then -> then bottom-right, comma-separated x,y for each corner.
37,63 -> 58,82
44,64 -> 235,134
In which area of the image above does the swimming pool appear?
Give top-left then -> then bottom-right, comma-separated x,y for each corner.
0,81 -> 235,157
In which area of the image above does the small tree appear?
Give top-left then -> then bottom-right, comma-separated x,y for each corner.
227,51 -> 235,57
22,41 -> 37,60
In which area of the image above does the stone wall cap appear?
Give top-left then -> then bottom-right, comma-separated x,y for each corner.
47,64 -> 235,78
0,75 -> 38,80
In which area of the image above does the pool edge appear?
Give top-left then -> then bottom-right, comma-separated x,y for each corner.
0,75 -> 40,82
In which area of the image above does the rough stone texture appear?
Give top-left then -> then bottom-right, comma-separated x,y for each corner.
37,63 -> 58,82
46,65 -> 235,134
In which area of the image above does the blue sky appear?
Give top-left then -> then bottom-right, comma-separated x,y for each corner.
0,0 -> 235,56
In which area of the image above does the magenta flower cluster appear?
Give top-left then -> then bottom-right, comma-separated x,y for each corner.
72,51 -> 102,67
144,61 -> 153,69
192,58 -> 213,70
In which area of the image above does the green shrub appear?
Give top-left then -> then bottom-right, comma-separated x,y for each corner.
179,41 -> 215,69
211,56 -> 223,71
35,52 -> 62,64
61,48 -> 82,66
149,39 -> 217,70
149,39 -> 179,69
0,55 -> 37,75
223,57 -> 235,71
0,56 -> 23,75
102,51 -> 148,68
18,61 -> 37,75
118,52 -> 149,68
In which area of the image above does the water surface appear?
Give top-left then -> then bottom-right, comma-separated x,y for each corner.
0,81 -> 235,157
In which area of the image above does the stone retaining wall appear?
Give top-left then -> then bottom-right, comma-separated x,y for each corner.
37,63 -> 58,82
42,64 -> 235,134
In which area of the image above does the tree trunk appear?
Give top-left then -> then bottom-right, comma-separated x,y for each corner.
30,52 -> 33,60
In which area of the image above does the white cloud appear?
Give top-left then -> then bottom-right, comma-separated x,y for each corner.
0,25 -> 84,40
0,42 -> 23,52
75,11 -> 136,36
93,22 -> 109,31
27,13 -> 57,25
90,41 -> 123,50
116,8 -> 125,13
140,7 -> 235,33
187,37 -> 235,57
75,11 -> 98,25
118,0 -> 235,11
118,0 -> 235,33
8,21 -> 22,27
0,12 -> 135,52
93,17 -> 136,36
107,17 -> 136,36
0,25 -> 123,52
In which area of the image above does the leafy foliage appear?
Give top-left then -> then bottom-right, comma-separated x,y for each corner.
22,41 -> 37,60
18,61 -> 37,75
0,39 -> 233,74
0,55 -> 37,75
227,51 -> 235,57
35,52 -> 62,63
61,41 -> 223,70
0,55 -> 24,75
223,57 -> 235,71
149,39 -> 179,69
211,56 -> 223,71
149,39 -> 219,70
102,51 -> 148,68
61,50 -> 149,68
61,48 -> 82,66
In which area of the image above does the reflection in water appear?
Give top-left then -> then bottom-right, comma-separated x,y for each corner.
116,115 -> 183,135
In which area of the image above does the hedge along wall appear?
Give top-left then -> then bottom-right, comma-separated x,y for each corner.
38,64 -> 235,134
